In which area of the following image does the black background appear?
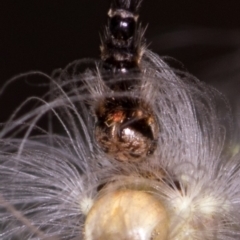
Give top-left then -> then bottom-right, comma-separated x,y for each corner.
1,0 -> 240,121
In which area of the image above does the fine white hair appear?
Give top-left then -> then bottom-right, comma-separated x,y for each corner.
0,47 -> 240,239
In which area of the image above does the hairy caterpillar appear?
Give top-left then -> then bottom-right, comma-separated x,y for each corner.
1,0 -> 240,239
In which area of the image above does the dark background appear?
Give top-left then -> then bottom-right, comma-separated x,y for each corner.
1,0 -> 240,121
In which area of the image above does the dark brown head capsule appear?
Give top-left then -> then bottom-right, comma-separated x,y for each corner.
95,97 -> 158,162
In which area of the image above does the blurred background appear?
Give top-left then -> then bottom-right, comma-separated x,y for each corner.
1,0 -> 240,122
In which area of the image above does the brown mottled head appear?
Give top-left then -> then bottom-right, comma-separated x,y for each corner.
95,97 -> 158,162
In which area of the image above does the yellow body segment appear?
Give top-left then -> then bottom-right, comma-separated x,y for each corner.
84,189 -> 169,240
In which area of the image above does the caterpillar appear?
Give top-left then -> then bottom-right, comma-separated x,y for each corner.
0,0 -> 240,239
